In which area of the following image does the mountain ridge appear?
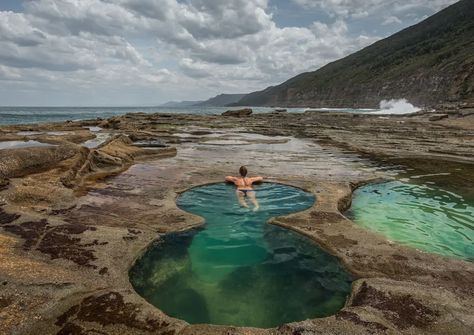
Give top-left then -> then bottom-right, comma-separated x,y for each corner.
232,0 -> 474,108
160,93 -> 247,108
193,93 -> 247,107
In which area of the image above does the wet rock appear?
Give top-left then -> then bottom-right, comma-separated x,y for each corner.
132,140 -> 167,148
222,108 -> 253,117
99,117 -> 121,129
2,218 -> 100,268
3,219 -> 49,250
190,130 -> 213,135
55,292 -> 171,332
0,208 -> 20,225
428,114 -> 449,121
37,223 -> 99,268
0,296 -> 12,309
0,178 -> 9,190
336,310 -> 388,333
350,282 -> 439,329
98,267 -> 108,275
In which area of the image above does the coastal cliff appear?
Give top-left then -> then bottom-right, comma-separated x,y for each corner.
233,0 -> 474,108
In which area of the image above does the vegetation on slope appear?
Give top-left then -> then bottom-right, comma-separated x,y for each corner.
235,0 -> 474,108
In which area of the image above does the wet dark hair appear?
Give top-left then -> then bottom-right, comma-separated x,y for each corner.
239,166 -> 248,177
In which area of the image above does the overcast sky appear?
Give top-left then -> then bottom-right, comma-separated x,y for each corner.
0,0 -> 458,106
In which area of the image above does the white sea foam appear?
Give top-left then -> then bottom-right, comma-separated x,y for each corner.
371,99 -> 421,115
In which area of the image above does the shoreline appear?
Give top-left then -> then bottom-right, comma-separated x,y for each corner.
1,110 -> 473,334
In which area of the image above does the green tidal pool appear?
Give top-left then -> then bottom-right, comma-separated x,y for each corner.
347,181 -> 474,261
130,183 -> 352,328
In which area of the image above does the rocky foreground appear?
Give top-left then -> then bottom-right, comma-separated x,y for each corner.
0,108 -> 473,335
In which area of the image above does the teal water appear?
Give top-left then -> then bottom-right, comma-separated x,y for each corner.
0,106 -> 382,125
130,183 -> 352,328
0,106 -> 305,125
347,181 -> 474,261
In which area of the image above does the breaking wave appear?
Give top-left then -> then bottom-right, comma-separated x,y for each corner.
372,99 -> 421,115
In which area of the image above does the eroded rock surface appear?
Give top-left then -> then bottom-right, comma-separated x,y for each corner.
0,110 -> 473,335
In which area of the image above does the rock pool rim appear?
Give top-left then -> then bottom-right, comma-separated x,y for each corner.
128,180 -> 358,329
173,180 -> 313,196
128,179 -> 361,274
129,180 -> 320,269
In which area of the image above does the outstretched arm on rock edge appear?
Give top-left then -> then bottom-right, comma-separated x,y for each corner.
249,176 -> 264,184
225,176 -> 237,183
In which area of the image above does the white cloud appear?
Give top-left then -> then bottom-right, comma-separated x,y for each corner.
0,0 -> 454,104
382,15 -> 402,26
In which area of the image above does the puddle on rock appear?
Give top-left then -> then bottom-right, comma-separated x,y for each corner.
130,183 -> 352,328
83,133 -> 111,148
0,140 -> 56,150
83,126 -> 103,132
16,131 -> 44,136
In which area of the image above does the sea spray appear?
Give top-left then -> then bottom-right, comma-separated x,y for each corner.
372,98 -> 421,115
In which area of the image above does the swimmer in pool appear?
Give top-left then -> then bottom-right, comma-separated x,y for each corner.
225,166 -> 263,210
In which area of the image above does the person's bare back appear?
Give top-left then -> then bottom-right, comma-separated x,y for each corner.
225,166 -> 263,210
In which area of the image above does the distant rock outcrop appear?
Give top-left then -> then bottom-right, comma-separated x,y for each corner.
233,0 -> 474,108
221,108 -> 253,117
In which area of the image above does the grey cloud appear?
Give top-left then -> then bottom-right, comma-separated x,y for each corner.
25,0 -> 139,37
122,0 -> 173,21
179,58 -> 211,78
0,0 -> 446,105
292,0 -> 458,18
179,0 -> 272,39
0,12 -> 46,46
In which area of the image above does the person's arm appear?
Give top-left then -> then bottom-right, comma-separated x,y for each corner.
225,176 -> 237,183
249,176 -> 264,184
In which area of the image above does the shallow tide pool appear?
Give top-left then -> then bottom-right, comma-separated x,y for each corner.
0,140 -> 55,150
130,183 -> 352,328
347,181 -> 474,261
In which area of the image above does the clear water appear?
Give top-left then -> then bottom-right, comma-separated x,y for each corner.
347,181 -> 474,261
130,183 -> 352,328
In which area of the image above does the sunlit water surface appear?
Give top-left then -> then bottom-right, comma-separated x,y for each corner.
130,183 -> 352,328
347,181 -> 474,261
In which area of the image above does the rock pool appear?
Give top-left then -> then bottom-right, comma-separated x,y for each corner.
347,181 -> 474,261
130,183 -> 352,328
0,140 -> 55,150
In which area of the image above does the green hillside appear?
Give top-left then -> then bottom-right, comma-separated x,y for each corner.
234,0 -> 474,108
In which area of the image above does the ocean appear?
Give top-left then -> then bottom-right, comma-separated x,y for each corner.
0,106 -> 296,125
0,106 -> 382,126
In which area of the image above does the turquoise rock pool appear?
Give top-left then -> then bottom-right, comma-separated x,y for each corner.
130,183 -> 352,328
347,181 -> 474,261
